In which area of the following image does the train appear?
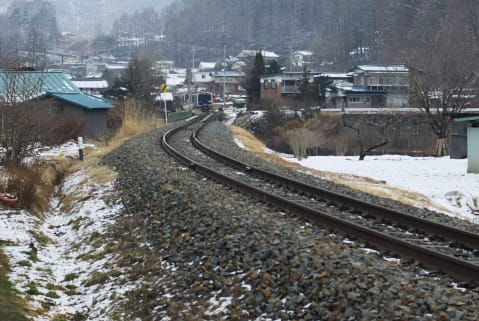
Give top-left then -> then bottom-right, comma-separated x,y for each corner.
191,92 -> 212,111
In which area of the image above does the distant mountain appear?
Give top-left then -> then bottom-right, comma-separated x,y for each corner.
2,0 -> 175,34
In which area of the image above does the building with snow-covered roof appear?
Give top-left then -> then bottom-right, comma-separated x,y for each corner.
72,80 -> 108,97
210,70 -> 245,96
236,50 -> 279,62
192,71 -> 214,92
198,62 -> 217,71
325,64 -> 410,109
292,50 -> 315,70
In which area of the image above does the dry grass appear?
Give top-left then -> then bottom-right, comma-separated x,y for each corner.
114,100 -> 163,140
229,125 -> 450,213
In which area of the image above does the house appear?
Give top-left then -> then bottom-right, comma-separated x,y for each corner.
236,50 -> 280,63
292,50 -> 314,70
72,80 -> 108,97
210,70 -> 245,97
103,63 -> 129,82
198,62 -> 216,71
192,70 -> 214,92
325,65 -> 410,109
0,71 -> 114,138
189,62 -> 216,92
260,71 -> 320,106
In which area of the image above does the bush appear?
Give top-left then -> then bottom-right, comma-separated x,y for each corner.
41,115 -> 86,146
1,162 -> 61,214
0,101 -> 85,165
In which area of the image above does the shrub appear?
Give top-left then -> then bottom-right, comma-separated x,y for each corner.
84,271 -> 109,287
41,115 -> 86,146
1,161 -> 61,214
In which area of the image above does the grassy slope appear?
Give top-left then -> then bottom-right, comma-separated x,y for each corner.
0,246 -> 29,321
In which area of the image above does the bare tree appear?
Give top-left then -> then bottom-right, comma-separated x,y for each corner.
406,17 -> 479,156
283,127 -> 316,161
341,117 -> 388,160
0,70 -> 49,165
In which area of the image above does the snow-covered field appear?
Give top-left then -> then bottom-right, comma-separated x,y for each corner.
282,154 -> 479,223
224,107 -> 479,223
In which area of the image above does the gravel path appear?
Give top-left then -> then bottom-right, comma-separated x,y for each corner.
103,119 -> 479,321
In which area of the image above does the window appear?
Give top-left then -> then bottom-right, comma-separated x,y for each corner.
264,80 -> 269,89
348,96 -> 371,103
271,80 -> 277,89
348,96 -> 360,103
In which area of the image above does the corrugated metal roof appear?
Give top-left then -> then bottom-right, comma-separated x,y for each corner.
47,92 -> 114,109
0,71 -> 80,96
454,116 -> 479,122
0,71 -> 114,109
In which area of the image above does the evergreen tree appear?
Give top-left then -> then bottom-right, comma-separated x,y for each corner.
105,58 -> 157,105
297,66 -> 318,108
241,52 -> 265,106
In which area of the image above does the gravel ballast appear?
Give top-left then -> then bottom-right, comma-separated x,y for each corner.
103,119 -> 479,321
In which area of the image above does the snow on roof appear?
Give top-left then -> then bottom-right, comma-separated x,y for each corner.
166,75 -> 185,87
106,64 -> 128,70
293,50 -> 313,56
72,80 -> 108,89
210,70 -> 245,77
352,65 -> 409,73
315,73 -> 350,79
198,62 -> 216,71
236,50 -> 279,59
85,72 -> 104,79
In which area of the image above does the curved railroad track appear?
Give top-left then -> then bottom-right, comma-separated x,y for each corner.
161,114 -> 479,284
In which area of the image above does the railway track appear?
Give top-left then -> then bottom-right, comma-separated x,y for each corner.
161,114 -> 479,284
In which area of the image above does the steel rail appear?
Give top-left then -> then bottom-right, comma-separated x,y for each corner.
161,117 -> 479,283
191,121 -> 479,251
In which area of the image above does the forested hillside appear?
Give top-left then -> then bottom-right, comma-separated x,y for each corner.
157,0 -> 479,69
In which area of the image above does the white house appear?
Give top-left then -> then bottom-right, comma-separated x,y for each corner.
72,80 -> 109,97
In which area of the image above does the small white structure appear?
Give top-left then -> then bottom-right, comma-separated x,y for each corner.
72,80 -> 108,97
468,127 -> 479,173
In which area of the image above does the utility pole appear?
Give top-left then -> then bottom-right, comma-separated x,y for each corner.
187,45 -> 194,109
223,44 -> 226,108
222,24 -> 226,108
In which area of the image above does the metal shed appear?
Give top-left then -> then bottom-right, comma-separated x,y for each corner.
454,116 -> 479,173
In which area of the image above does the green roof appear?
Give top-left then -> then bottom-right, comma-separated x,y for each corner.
47,92 -> 114,109
0,70 -> 113,109
0,71 -> 80,96
454,116 -> 479,122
